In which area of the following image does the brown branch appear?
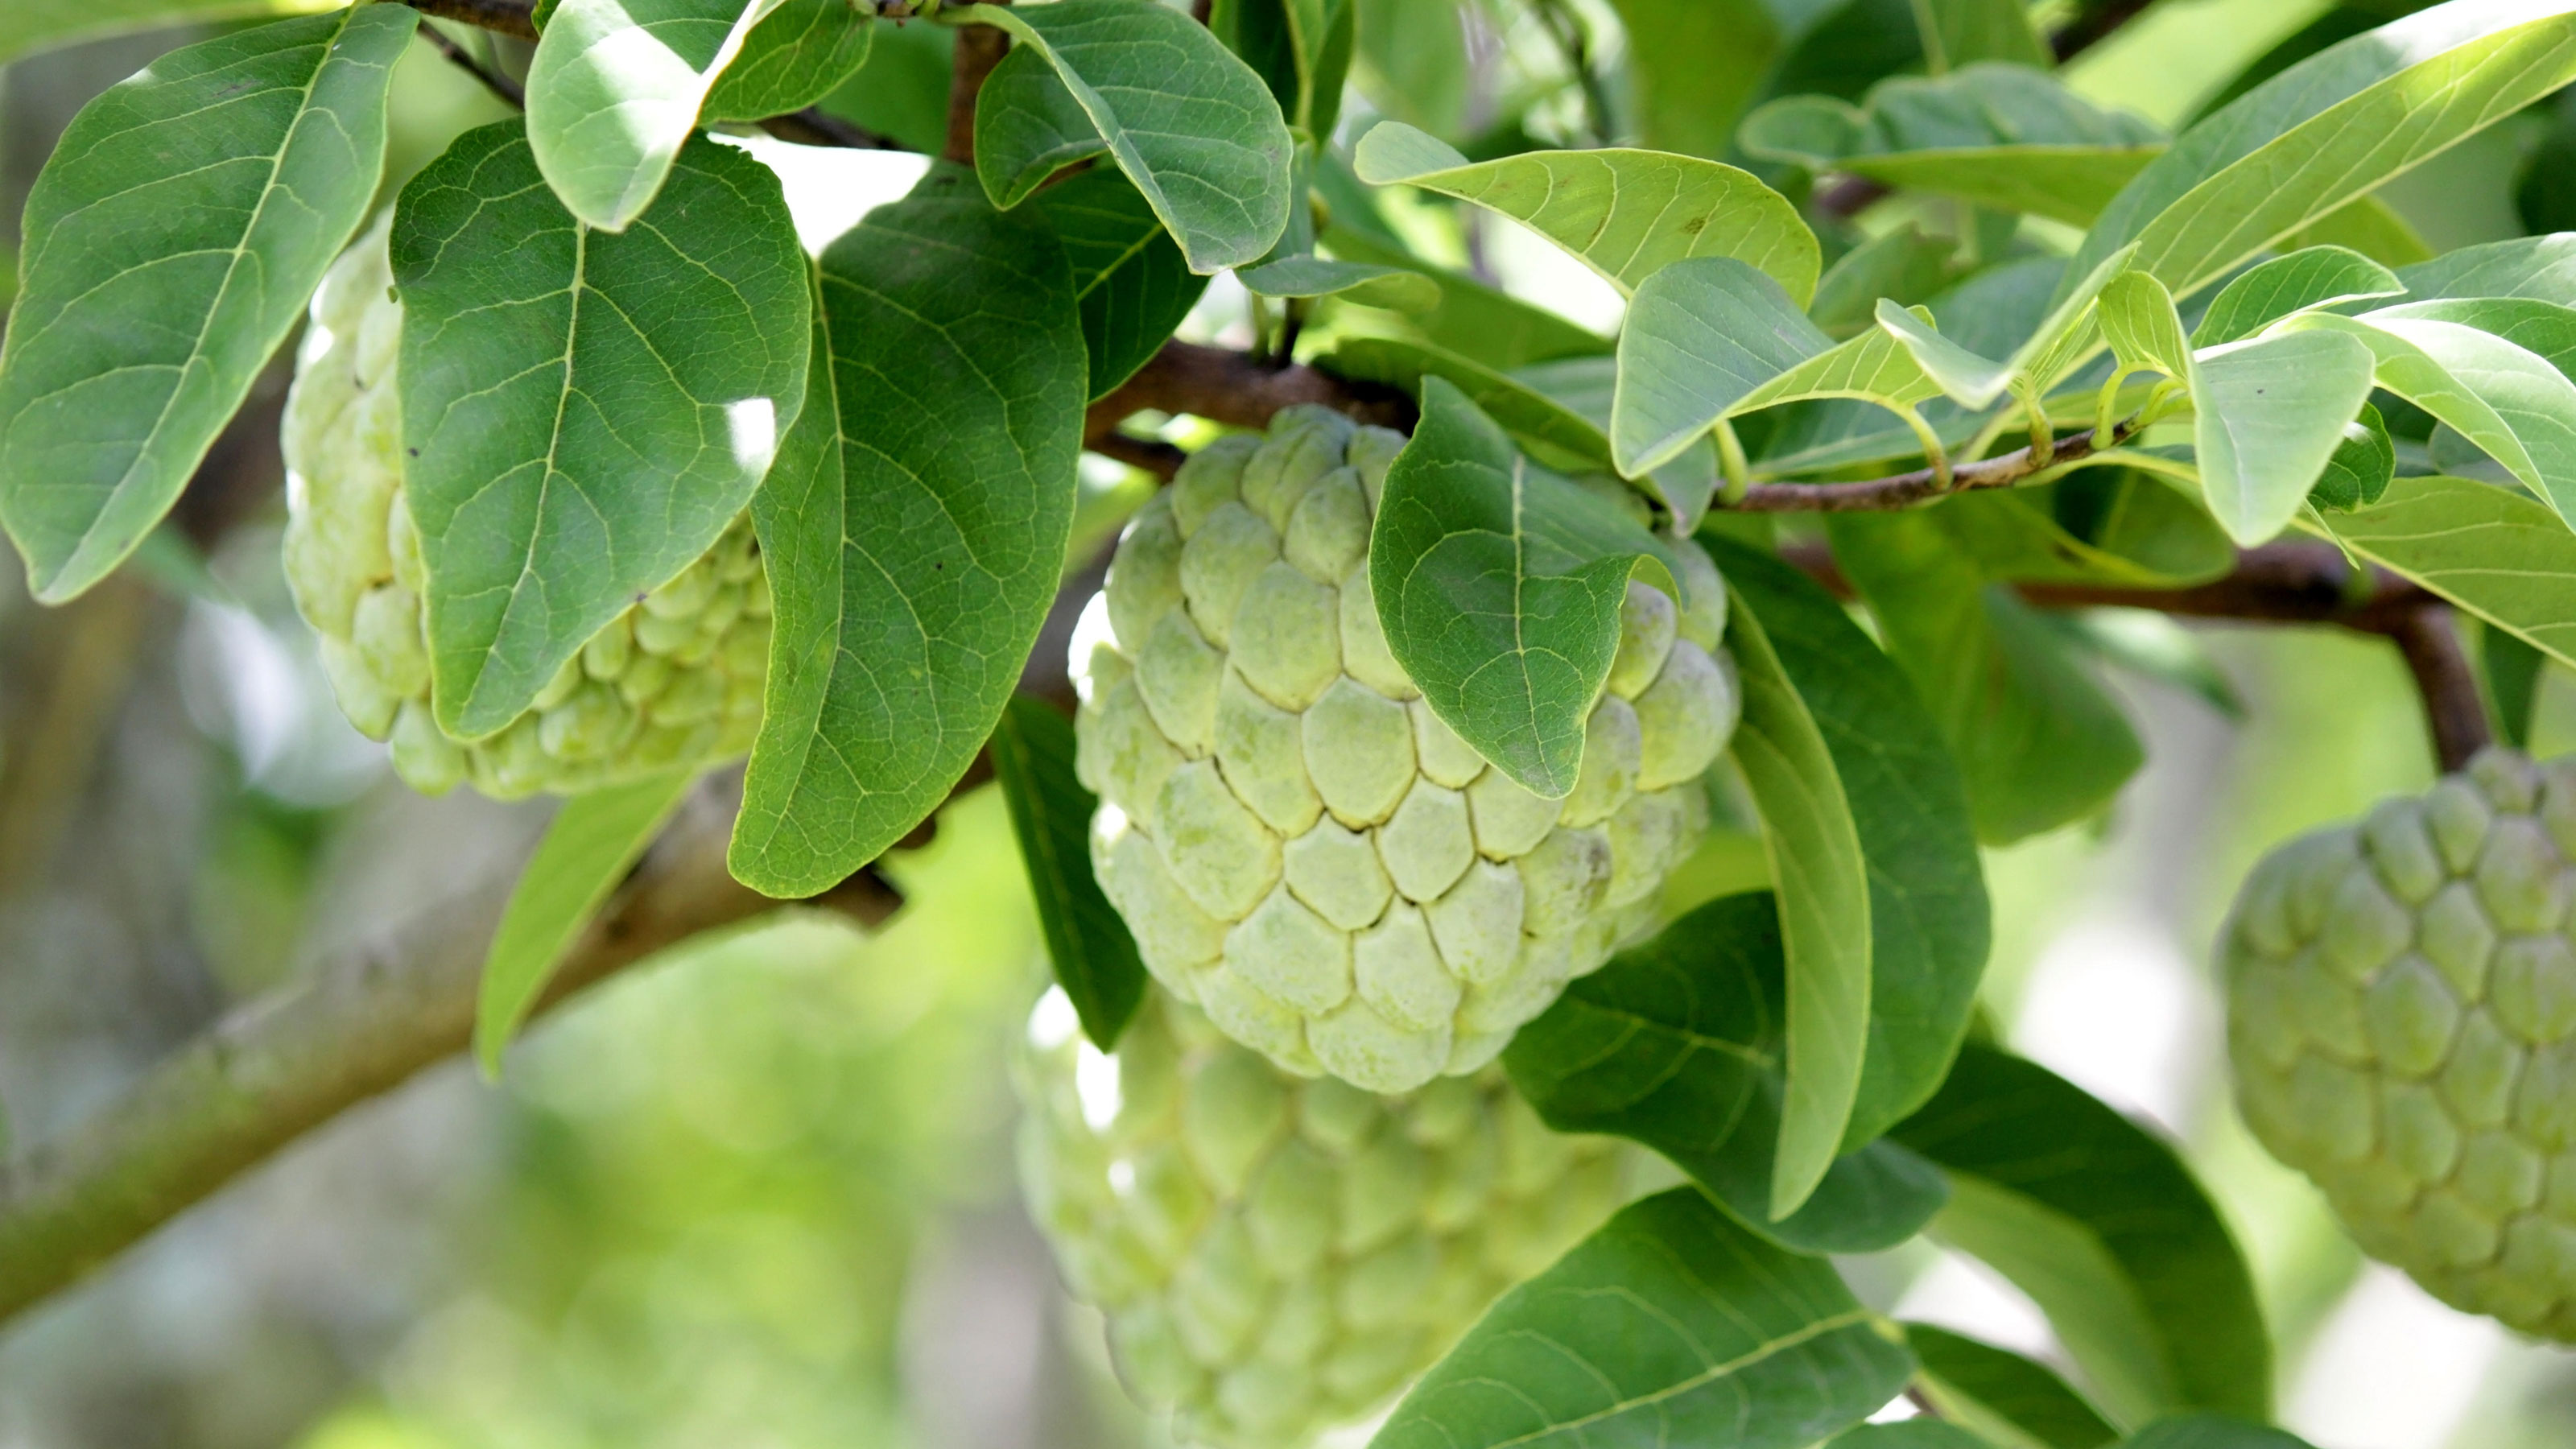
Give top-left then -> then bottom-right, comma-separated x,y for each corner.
1088,341 -> 1417,444
415,20 -> 526,108
2382,607 -> 2494,772
946,0 -> 1013,167
1736,420 -> 2134,513
402,0 -> 539,42
2053,0 -> 2160,62
1088,431 -> 1189,479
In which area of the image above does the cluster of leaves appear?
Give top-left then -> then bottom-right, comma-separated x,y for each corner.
12,0 -> 2576,1443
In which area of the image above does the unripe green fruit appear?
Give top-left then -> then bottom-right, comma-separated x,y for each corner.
280,213 -> 770,799
1017,989 -> 1624,1448
2223,748 -> 2576,1340
1074,407 -> 1740,1092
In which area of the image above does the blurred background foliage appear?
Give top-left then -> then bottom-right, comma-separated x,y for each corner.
4,2 -> 2576,1447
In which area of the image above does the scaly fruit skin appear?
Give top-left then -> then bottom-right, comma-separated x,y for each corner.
1018,989 -> 1624,1449
280,213 -> 770,799
1074,406 -> 1740,1092
2223,748 -> 2576,1340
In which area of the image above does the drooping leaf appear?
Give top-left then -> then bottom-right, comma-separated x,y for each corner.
731,171 -> 1086,898
1874,245 -> 2136,411
1933,475 -> 2235,588
1613,258 -> 1831,477
972,44 -> 1109,208
2192,328 -> 2380,545
1709,539 -> 1991,1153
2305,473 -> 2576,670
1912,0 -> 2048,70
2306,402 -> 2396,511
1215,0 -> 1355,137
0,6 -> 415,603
2485,621 -> 2547,748
2118,1416 -> 2319,1449
1368,378 -> 1674,798
1741,64 -> 2161,226
1512,356 -> 1721,532
1909,1323 -> 2122,1449
1032,167 -> 1210,398
1727,321 -> 1945,427
1508,892 -> 1950,1253
1326,336 -> 1612,471
1352,122 -> 1821,303
1828,513 -> 2143,844
1236,255 -> 1440,312
2098,271 -> 2194,379
2066,2 -> 2576,303
990,696 -> 1145,1048
1893,1046 -> 2272,1428
959,0 -> 1296,273
2190,246 -> 2401,346
393,122 -> 810,739
476,769 -> 696,1073
1323,225 -> 1612,369
526,0 -> 786,230
1370,1187 -> 1916,1449
704,0 -> 875,119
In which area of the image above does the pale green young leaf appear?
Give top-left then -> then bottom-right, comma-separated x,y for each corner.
2305,473 -> 2576,670
2193,329 -> 2379,545
2280,194 -> 2435,270
1370,1187 -> 1915,1449
2307,402 -> 2396,511
1506,893 -> 1951,1255
731,171 -> 1085,898
1876,299 -> 2013,406
1323,225 -> 1611,369
2067,1 -> 2576,303
704,0 -> 875,120
1511,356 -> 1720,533
0,6 -> 415,604
526,0 -> 784,231
956,0 -> 1295,273
1352,122 -> 1821,303
1613,258 -> 1831,477
1032,168 -> 1210,398
1236,255 -> 1440,312
2191,246 -> 2400,346
1912,0 -> 2047,70
1876,245 -> 2136,410
972,44 -> 1108,208
476,770 -> 696,1074
1325,336 -> 1611,470
1909,1324 -> 2122,1449
394,123 -> 809,739
2119,1416 -> 2318,1449
0,0 -> 339,65
1894,1046 -> 2273,1427
1368,378 -> 1674,798
2099,272 -> 2190,379
990,696 -> 1145,1049
1728,323 -> 1944,420
2384,232 -> 2576,306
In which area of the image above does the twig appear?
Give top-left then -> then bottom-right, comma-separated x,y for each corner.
1734,419 -> 2137,513
1090,341 -> 1417,442
415,21 -> 526,108
400,0 -> 539,42
945,0 -> 1013,167
1530,0 -> 1616,147
1088,431 -> 1190,479
757,107 -> 910,151
2380,607 -> 2494,772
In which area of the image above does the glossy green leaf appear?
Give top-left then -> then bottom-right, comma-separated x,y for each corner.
2305,473 -> 2576,670
1352,122 -> 1821,303
2119,1416 -> 2318,1449
0,0 -> 339,65
2194,328 -> 2380,545
527,0 -> 784,231
1893,1046 -> 2272,1428
1912,0 -> 2047,70
1236,255 -> 1439,312
1722,595 -> 1872,1222
1326,336 -> 1611,471
0,6 -> 414,604
393,122 -> 809,739
476,769 -> 696,1074
1323,226 -> 1611,369
958,0 -> 1295,273
731,171 -> 1085,898
1368,378 -> 1674,798
1909,1323 -> 2122,1449
704,0 -> 874,119
990,696 -> 1144,1049
1614,258 -> 1831,477
2068,2 -> 2576,303
1711,539 -> 1990,1153
2191,246 -> 2401,347
1829,513 -> 2143,844
1507,893 -> 1951,1254
1371,1187 -> 1915,1449
1032,167 -> 1210,398
1512,356 -> 1720,532
2307,402 -> 2397,511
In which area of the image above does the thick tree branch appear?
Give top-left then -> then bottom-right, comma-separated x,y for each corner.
2382,607 -> 2495,772
1088,341 -> 1417,444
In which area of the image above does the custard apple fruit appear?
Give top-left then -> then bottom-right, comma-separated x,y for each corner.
2223,748 -> 2576,1340
1072,406 -> 1740,1092
280,213 -> 770,799
1017,987 -> 1624,1448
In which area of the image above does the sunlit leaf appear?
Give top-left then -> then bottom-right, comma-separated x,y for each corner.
527,0 -> 786,230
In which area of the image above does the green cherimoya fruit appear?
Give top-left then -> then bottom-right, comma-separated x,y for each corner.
1073,406 -> 1740,1092
1017,987 -> 1624,1449
279,213 -> 770,799
2223,748 -> 2576,1340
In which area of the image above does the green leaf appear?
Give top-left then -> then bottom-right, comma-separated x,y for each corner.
1875,245 -> 2136,411
2118,1416 -> 2318,1449
1932,475 -> 2235,588
526,0 -> 784,231
1613,258 -> 1831,477
1741,65 -> 2161,227
1352,122 -> 1821,304
0,6 -> 415,604
731,171 -> 1086,898
1811,225 -> 1959,338
1719,593 -> 1872,1222
1216,0 -> 1355,137
1032,167 -> 1211,398
1325,336 -> 1612,471
1709,539 -> 1991,1152
1911,0 -> 2047,71
475,769 -> 695,1074
2304,473 -> 2576,671
2067,2 -> 2576,303
958,0 -> 1296,274
1236,255 -> 1439,312
2384,232 -> 2576,308
2098,271 -> 2193,379
1728,320 -> 1945,423
1600,0 -> 1827,160
989,696 -> 1144,1049
2484,621 -> 2546,748
1370,1187 -> 1916,1449
815,15 -> 952,153
2307,402 -> 2396,512
1512,356 -> 1721,533
972,44 -> 1109,208
2190,246 -> 2401,347
0,0 -> 340,66
1369,378 -> 1674,798
1893,1045 -> 2272,1428
1829,513 -> 2143,844
1909,1323 -> 2121,1449
393,122 -> 810,739
1507,893 -> 1951,1254
2281,193 -> 2434,270
1831,1424 -> 1990,1449
704,0 -> 875,120
1323,225 -> 1612,369
1352,0 -> 1467,138
2192,328 -> 2380,545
